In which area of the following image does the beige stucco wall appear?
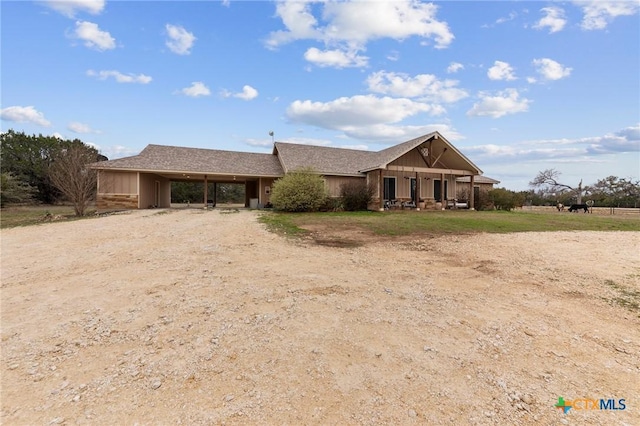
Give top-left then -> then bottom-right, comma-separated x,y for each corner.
139,173 -> 171,208
98,170 -> 137,195
259,177 -> 276,205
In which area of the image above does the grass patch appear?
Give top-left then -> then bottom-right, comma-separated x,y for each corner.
258,209 -> 640,238
1,205 -> 96,229
604,279 -> 640,315
258,212 -> 309,237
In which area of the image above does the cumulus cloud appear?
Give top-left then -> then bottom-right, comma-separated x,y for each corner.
40,0 -> 105,18
0,106 -> 52,127
287,95 -> 443,130
304,47 -> 368,68
487,61 -> 517,81
87,70 -> 152,84
534,6 -> 567,33
467,89 -> 531,118
177,82 -> 211,97
165,24 -> 196,55
366,71 -> 468,104
447,62 -> 464,74
266,0 -> 453,68
465,124 -> 640,165
68,122 -> 98,134
72,21 -> 115,50
574,0 -> 640,30
532,58 -> 572,81
221,85 -> 258,100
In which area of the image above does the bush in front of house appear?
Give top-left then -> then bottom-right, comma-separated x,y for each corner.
488,187 -> 525,211
270,167 -> 328,212
340,180 -> 374,211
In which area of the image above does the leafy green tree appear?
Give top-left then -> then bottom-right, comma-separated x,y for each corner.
589,176 -> 640,207
270,167 -> 327,212
1,130 -> 61,203
0,172 -> 36,206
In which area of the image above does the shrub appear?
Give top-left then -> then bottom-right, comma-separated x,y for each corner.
488,187 -> 525,211
340,180 -> 374,211
270,167 -> 328,212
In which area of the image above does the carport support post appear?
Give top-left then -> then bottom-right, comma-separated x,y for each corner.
440,173 -> 445,210
469,175 -> 475,210
204,175 -> 208,208
379,169 -> 384,211
415,171 -> 420,211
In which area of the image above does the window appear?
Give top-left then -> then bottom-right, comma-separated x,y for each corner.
383,177 -> 396,200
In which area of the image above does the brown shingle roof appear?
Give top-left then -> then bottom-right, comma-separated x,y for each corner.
92,131 -> 484,178
92,144 -> 284,176
456,175 -> 500,184
273,142 -> 375,176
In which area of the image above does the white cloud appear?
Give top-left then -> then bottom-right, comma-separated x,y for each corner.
266,0 -> 454,68
0,106 -> 52,127
487,61 -> 517,81
165,24 -> 196,55
68,122 -> 98,133
87,70 -> 152,84
386,50 -> 400,61
532,58 -> 572,81
72,21 -> 115,51
496,11 -> 518,25
343,123 -> 464,142
574,1 -> 640,30
52,132 -> 65,139
177,82 -> 211,97
287,95 -> 443,130
40,0 -> 105,18
466,124 -> 640,165
304,47 -> 368,68
366,71 -> 468,104
447,62 -> 464,74
222,85 -> 258,100
534,6 -> 567,33
467,89 -> 531,118
100,145 -> 140,160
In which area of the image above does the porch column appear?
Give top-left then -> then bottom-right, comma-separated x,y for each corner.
379,169 -> 384,211
440,173 -> 445,210
469,175 -> 475,211
204,175 -> 208,207
415,171 -> 420,211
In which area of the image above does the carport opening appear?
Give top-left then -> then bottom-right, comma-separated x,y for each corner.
171,182 -> 245,206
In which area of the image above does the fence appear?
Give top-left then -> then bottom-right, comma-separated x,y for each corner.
521,205 -> 640,216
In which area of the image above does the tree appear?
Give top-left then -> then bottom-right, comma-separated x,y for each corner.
270,167 -> 327,212
0,130 -> 61,203
530,168 -> 587,204
48,143 -> 100,216
589,176 -> 640,208
0,172 -> 36,207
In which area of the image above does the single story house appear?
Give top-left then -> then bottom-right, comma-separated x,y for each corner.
92,131 -> 497,211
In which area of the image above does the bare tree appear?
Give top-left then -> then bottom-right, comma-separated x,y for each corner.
49,143 -> 98,216
529,168 -> 585,204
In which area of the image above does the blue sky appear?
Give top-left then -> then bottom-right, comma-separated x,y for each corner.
1,0 -> 639,190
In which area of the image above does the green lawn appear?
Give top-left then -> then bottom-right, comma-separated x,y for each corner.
0,205 -> 95,229
258,209 -> 640,237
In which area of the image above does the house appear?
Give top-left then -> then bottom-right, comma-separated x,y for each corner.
92,131 -> 497,211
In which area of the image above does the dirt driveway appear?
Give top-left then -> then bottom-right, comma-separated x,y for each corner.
1,209 -> 639,425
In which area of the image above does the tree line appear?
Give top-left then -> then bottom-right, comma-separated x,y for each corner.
1,130 -> 105,215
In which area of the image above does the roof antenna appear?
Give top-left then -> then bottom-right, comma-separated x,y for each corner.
269,131 -> 274,143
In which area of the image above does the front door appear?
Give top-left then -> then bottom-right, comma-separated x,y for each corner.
434,179 -> 448,202
410,178 -> 417,203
